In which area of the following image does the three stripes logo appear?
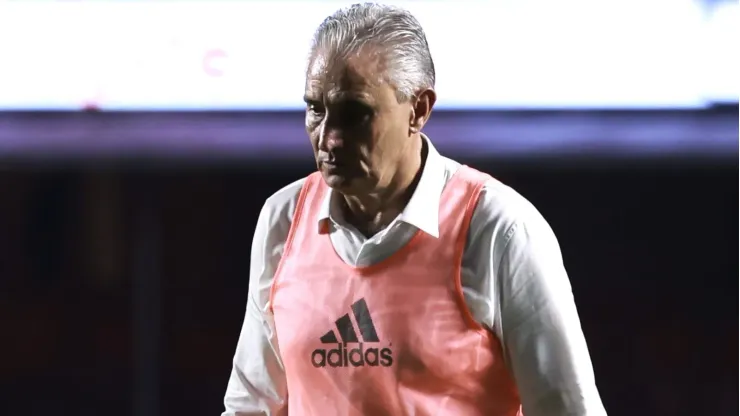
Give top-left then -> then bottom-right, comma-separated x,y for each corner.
311,298 -> 393,368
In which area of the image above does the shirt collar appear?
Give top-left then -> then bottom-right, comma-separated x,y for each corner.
317,133 -> 444,238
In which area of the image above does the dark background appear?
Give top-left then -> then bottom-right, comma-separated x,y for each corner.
0,109 -> 737,416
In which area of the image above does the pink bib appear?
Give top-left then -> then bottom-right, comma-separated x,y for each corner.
271,165 -> 522,416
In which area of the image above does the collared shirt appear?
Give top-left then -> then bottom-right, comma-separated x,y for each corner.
223,135 -> 607,416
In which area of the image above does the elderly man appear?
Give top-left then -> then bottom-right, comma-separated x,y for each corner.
222,3 -> 606,416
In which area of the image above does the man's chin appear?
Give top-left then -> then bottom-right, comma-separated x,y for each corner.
321,171 -> 364,195
322,171 -> 351,189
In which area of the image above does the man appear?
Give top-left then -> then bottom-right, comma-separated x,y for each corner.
223,3 -> 606,415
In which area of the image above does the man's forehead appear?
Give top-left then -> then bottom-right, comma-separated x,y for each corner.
305,50 -> 388,97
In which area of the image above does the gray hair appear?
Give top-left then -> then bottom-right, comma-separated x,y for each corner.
309,3 -> 436,101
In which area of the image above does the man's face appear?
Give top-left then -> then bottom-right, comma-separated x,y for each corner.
303,50 -> 414,196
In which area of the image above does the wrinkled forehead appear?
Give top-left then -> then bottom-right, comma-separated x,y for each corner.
305,48 -> 390,100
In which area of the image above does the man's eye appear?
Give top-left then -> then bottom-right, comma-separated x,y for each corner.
342,103 -> 373,124
307,103 -> 325,115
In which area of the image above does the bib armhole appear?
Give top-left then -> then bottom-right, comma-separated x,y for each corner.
268,174 -> 319,313
452,180 -> 488,332
450,165 -> 492,333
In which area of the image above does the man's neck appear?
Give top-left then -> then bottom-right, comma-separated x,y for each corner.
342,136 -> 427,237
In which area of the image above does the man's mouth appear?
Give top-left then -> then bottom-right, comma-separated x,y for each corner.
323,160 -> 345,168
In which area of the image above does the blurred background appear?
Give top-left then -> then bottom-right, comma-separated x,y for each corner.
0,0 -> 737,415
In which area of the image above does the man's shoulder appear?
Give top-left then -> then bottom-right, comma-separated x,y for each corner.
474,173 -> 557,246
439,159 -> 543,229
251,176 -> 310,257
479,175 -> 536,216
439,157 -> 552,237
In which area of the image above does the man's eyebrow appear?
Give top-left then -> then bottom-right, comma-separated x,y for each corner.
327,91 -> 375,104
303,94 -> 319,103
303,91 -> 375,106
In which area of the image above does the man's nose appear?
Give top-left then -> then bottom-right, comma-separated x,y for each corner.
318,122 -> 343,153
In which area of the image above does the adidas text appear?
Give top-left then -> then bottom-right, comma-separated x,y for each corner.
311,342 -> 393,368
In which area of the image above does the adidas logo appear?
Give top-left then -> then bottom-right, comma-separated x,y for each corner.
311,298 -> 393,368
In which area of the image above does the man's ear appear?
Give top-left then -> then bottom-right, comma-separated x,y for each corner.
409,88 -> 437,134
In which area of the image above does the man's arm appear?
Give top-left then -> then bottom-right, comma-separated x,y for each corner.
222,181 -> 303,416
497,217 -> 607,416
222,291 -> 287,416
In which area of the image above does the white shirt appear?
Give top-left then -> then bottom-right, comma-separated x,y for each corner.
223,135 -> 607,416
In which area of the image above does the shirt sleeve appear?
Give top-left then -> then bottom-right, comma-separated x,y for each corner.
222,200 -> 292,416
497,218 -> 607,416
